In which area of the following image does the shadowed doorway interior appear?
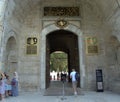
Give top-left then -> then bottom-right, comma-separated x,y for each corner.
46,30 -> 80,89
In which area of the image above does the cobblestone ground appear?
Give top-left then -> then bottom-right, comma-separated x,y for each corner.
2,91 -> 120,102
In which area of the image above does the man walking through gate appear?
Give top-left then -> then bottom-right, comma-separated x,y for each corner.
70,69 -> 77,95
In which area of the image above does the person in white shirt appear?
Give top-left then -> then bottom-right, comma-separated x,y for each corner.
70,69 -> 77,95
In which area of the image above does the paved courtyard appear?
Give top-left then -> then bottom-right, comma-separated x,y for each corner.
3,91 -> 120,102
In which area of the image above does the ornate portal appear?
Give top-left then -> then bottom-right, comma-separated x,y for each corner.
44,7 -> 79,16
26,37 -> 37,55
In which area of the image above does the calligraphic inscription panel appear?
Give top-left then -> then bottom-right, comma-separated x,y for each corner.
85,37 -> 99,55
44,7 -> 79,16
87,46 -> 98,54
26,37 -> 37,55
26,46 -> 37,55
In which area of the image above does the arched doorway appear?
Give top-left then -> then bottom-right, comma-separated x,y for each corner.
46,30 -> 80,88
5,36 -> 18,77
40,24 -> 85,89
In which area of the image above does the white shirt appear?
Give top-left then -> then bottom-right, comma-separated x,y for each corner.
70,71 -> 76,82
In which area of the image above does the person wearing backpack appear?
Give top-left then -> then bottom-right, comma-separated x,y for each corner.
70,69 -> 78,95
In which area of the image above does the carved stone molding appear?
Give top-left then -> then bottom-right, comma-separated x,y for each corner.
55,19 -> 68,28
44,7 -> 79,16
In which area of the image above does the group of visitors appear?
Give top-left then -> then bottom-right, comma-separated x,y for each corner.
50,69 -> 79,96
50,69 -> 80,96
50,71 -> 68,81
0,71 -> 19,101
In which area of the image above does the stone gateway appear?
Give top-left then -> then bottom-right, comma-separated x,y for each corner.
0,0 -> 120,94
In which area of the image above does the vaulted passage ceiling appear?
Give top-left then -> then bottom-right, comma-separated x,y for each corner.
12,0 -> 120,21
6,0 -> 120,39
47,30 -> 78,53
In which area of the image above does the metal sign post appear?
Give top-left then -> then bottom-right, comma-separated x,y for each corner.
61,76 -> 67,100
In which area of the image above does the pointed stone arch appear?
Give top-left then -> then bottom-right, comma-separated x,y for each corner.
2,30 -> 18,76
40,24 -> 86,89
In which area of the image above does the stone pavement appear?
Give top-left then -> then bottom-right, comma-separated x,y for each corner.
2,91 -> 120,102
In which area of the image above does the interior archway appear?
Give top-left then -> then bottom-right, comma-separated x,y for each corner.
46,30 -> 80,88
50,51 -> 68,79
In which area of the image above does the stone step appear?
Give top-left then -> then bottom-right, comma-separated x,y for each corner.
49,81 -> 72,88
44,81 -> 83,96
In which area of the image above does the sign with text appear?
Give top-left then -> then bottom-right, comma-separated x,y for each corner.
85,37 -> 99,55
26,37 -> 37,55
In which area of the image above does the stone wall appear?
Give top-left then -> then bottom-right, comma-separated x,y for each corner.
0,0 -> 120,93
95,0 -> 120,93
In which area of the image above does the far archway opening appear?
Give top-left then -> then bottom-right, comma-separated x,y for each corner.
46,30 -> 80,88
50,51 -> 68,86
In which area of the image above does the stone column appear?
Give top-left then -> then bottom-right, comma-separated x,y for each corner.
40,34 -> 46,89
0,0 -> 7,70
78,33 -> 86,88
40,24 -> 59,90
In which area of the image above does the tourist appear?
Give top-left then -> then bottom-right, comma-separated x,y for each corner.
11,72 -> 19,96
4,73 -> 9,97
0,72 -> 5,101
6,76 -> 12,96
70,69 -> 77,95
